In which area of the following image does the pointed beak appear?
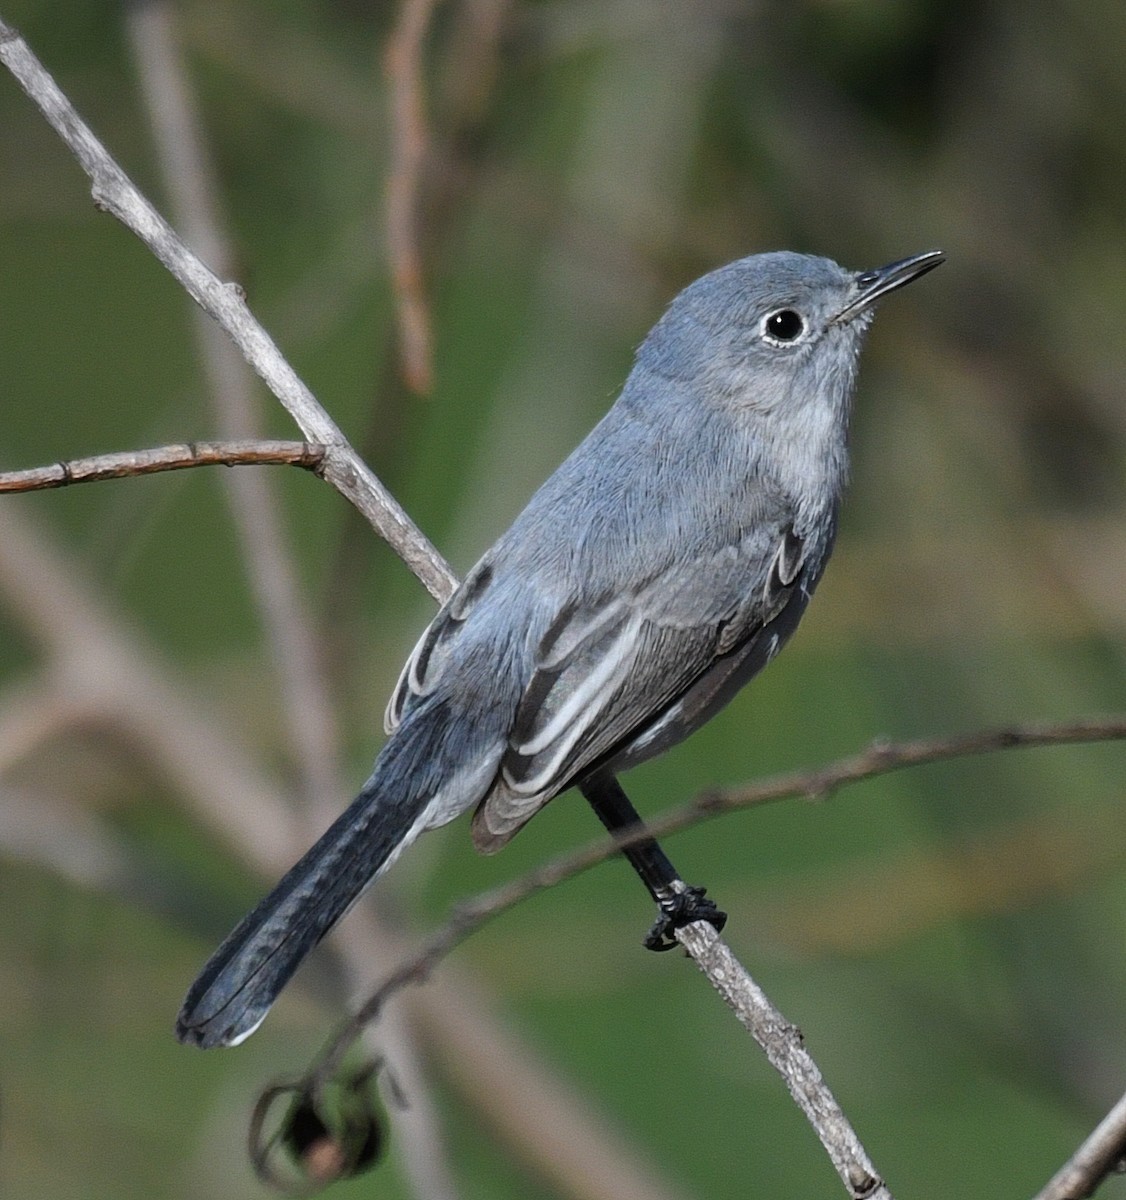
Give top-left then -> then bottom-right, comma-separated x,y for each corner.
831,249 -> 945,323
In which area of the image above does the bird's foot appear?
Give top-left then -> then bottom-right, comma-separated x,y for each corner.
643,885 -> 727,951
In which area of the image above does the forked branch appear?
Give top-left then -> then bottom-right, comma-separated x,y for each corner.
0,15 -> 456,604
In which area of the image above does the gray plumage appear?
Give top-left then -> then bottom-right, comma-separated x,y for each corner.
177,248 -> 942,1048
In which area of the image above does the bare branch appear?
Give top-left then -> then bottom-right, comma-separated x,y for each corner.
1034,1090 -> 1126,1200
649,715 -> 1126,838
0,440 -> 324,492
356,715 -> 1126,965
279,891 -> 896,1199
385,0 -> 440,395
0,15 -> 456,604
674,922 -> 891,1200
289,711 -> 1126,1196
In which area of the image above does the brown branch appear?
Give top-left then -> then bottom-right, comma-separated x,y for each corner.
650,715 -> 1126,844
285,875 -> 894,1199
0,15 -> 456,604
275,713 -> 1125,1199
373,716 -> 1126,963
1033,1090 -> 1126,1200
0,440 -> 324,492
384,0 -> 440,395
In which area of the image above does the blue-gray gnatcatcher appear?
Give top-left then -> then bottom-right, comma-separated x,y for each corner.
177,249 -> 943,1049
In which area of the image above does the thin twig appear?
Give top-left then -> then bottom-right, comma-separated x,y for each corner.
0,15 -> 456,604
371,717 -> 1126,961
653,716 -> 1126,843
1033,1090 -> 1126,1200
675,922 -> 891,1200
287,879 -> 894,1199
294,710 -> 1123,1190
0,440 -> 324,492
384,0 -> 440,394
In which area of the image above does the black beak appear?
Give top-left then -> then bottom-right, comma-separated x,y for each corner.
832,249 -> 945,323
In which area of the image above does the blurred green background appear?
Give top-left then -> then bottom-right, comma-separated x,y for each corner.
1,0 -> 1125,1197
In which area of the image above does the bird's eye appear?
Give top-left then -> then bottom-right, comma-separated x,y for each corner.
763,309 -> 805,343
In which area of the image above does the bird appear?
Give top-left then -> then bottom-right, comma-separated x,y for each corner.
176,248 -> 944,1049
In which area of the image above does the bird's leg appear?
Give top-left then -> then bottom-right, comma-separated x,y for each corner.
579,773 -> 727,951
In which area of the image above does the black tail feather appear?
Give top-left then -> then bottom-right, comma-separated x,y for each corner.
175,721 -> 440,1048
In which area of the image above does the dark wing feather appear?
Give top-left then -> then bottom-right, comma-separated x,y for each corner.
385,556 -> 495,733
472,523 -> 805,849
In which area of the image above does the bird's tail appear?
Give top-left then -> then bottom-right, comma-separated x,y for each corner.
176,697 -> 464,1049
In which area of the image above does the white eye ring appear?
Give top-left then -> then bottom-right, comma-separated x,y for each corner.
761,308 -> 806,345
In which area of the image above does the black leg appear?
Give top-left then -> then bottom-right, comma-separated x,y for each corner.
579,773 -> 727,950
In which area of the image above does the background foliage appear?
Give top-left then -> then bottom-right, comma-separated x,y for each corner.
1,0 -> 1125,1197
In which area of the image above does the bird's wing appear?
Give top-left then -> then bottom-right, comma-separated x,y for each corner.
472,520 -> 806,849
383,556 -> 497,736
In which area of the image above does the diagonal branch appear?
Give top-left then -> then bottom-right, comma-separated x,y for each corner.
1033,1090 -> 1126,1200
283,864 -> 894,1199
645,715 -> 1126,845
345,721 -> 1123,937
0,440 -> 324,492
0,15 -> 456,604
328,716 -> 1126,963
290,712 -> 1126,1197
675,922 -> 890,1199
122,8 -> 460,1196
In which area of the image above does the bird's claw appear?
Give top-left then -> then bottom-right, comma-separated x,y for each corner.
643,886 -> 727,951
